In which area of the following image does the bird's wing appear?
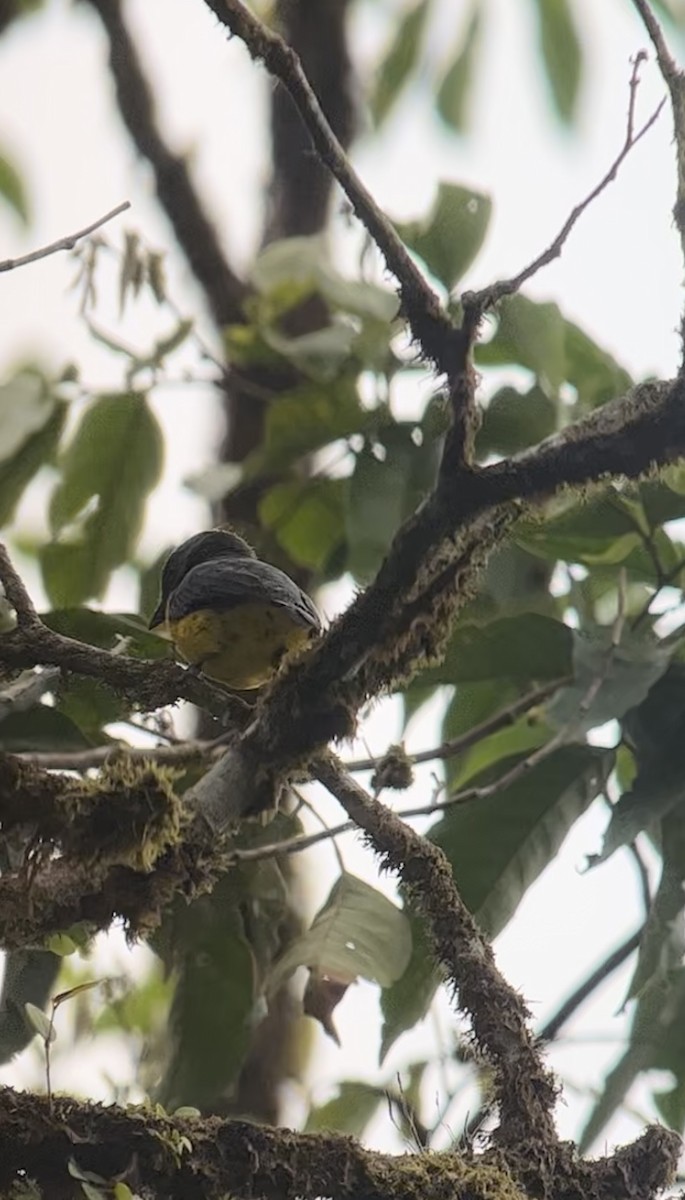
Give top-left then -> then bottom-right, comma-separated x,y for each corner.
167,557 -> 321,632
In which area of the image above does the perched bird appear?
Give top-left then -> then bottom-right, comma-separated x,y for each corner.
148,529 -> 321,689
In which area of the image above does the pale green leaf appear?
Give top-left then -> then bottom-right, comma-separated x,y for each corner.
270,873 -> 412,993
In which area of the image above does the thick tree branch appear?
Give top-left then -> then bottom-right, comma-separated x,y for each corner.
82,0 -> 247,328
201,0 -> 461,375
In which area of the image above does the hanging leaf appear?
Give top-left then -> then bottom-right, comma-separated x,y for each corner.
371,0 -> 431,125
346,423 -> 440,581
436,3 -> 482,133
43,393 -> 164,605
530,0 -> 583,124
397,183 -> 492,291
414,611 -> 573,687
0,151 -> 29,224
269,873 -> 412,994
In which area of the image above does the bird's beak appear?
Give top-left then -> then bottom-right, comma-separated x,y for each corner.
148,601 -> 168,632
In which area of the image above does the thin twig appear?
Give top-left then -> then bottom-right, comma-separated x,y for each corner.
465,56 -> 664,319
0,202 -> 130,274
539,929 -> 642,1042
345,679 -> 567,772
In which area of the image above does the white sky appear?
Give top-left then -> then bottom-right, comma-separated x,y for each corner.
0,0 -> 683,1158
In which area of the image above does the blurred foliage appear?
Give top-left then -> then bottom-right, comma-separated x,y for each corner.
2,0 -> 685,1162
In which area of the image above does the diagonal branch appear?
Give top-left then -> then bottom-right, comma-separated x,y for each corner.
201,0 -> 461,374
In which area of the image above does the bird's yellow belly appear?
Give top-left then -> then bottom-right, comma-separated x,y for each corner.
168,603 -> 312,689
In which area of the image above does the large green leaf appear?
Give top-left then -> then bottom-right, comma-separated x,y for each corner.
436,3 -> 482,133
346,423 -> 440,582
547,626 -> 673,738
305,1081 -> 385,1136
397,182 -> 492,291
42,608 -> 170,660
0,706 -> 92,752
477,384 -> 557,456
246,377 -> 379,476
0,375 -> 66,526
477,294 -> 566,392
563,319 -> 633,410
414,612 -> 573,687
579,968 -> 685,1151
381,745 -> 610,1056
259,477 -> 346,573
594,667 -> 685,863
0,151 -> 29,224
371,0 -> 431,125
531,0 -> 583,123
517,490 -> 647,567
269,873 -> 412,993
626,806 -> 685,1003
43,393 -> 164,605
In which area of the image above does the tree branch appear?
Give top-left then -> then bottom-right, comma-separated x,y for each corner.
0,201 -> 130,273
201,0 -> 461,375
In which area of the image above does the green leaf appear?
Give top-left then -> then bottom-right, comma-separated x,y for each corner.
0,151 -> 29,223
371,0 -> 431,125
415,612 -> 573,687
251,237 -> 398,323
346,424 -> 440,582
43,393 -> 164,605
0,707 -> 91,752
246,377 -> 378,477
0,381 -> 66,526
24,1002 -> 54,1042
477,384 -> 557,456
517,490 -> 646,567
626,806 -> 685,1002
0,370 -> 58,465
259,477 -> 346,572
305,1081 -> 385,1136
477,294 -> 566,392
547,626 -> 672,738
381,746 -> 610,1056
579,968 -> 685,1151
436,4 -> 482,133
593,666 -> 685,863
397,182 -> 492,291
531,0 -> 583,123
269,873 -> 412,993
156,899 -> 257,1111
563,319 -> 633,410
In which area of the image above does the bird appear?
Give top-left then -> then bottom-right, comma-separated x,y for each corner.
148,529 -> 321,689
